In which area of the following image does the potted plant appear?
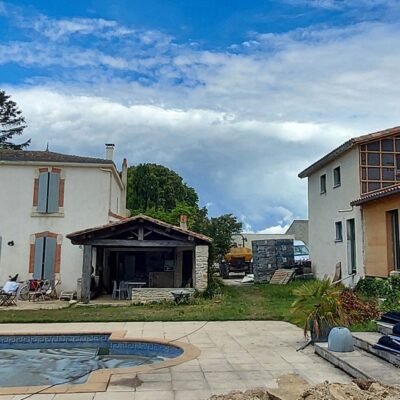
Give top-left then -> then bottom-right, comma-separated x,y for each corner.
291,278 -> 345,342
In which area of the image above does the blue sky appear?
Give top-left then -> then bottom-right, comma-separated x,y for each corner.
2,0 -> 400,232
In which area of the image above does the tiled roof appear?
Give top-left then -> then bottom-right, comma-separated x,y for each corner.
351,184 -> 400,206
298,126 -> 400,178
0,150 -> 114,165
67,214 -> 212,244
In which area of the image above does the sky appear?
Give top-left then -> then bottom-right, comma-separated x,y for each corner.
1,1 -> 400,233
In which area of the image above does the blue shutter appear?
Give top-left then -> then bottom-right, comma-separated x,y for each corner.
43,237 -> 56,280
47,172 -> 60,213
37,172 -> 49,213
33,237 -> 44,279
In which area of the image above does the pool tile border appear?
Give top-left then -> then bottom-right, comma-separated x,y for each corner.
0,330 -> 200,395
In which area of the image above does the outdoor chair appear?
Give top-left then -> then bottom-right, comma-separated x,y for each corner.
28,280 -> 48,302
0,281 -> 20,306
112,280 -> 129,300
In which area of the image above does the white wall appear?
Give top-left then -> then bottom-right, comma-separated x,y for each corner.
232,233 -> 295,249
0,163 -> 125,290
307,147 -> 364,284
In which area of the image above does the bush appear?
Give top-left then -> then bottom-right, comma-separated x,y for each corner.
354,277 -> 389,298
340,289 -> 380,324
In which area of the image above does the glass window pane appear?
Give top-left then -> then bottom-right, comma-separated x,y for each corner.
362,182 -> 367,193
361,144 -> 367,151
382,168 -> 395,181
361,152 -> 366,165
397,155 -> 400,173
367,153 -> 380,165
382,153 -> 395,166
367,141 -> 380,151
396,138 -> 400,152
368,167 -> 380,180
368,182 -> 381,192
361,167 -> 366,180
382,138 -> 394,152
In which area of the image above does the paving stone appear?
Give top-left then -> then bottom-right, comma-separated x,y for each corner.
174,390 -> 212,400
135,391 -> 173,400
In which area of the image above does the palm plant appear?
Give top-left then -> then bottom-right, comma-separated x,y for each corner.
291,278 -> 346,341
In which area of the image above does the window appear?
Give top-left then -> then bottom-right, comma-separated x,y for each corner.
346,219 -> 356,274
294,244 -> 309,256
388,210 -> 400,271
320,174 -> 327,194
333,166 -> 341,187
360,136 -> 400,195
335,221 -> 343,242
32,234 -> 57,280
35,169 -> 62,214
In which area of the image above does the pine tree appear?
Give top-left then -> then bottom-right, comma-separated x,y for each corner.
0,90 -> 30,149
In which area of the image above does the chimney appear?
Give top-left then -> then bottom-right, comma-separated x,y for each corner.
180,215 -> 188,230
105,143 -> 115,161
121,158 -> 128,216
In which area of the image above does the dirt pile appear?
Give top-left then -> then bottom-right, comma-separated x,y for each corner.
207,380 -> 400,400
300,380 -> 400,400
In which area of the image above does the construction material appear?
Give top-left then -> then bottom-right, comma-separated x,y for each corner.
269,269 -> 295,285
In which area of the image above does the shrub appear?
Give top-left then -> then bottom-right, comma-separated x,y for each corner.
339,289 -> 380,324
354,277 -> 389,298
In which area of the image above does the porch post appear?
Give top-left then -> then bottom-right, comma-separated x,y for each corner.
81,245 -> 92,304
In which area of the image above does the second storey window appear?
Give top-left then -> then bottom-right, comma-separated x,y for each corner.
333,166 -> 341,187
33,168 -> 64,214
320,174 -> 327,194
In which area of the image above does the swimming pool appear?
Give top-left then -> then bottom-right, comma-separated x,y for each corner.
0,333 -> 184,387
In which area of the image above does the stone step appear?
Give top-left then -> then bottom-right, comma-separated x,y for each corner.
352,331 -> 400,368
377,321 -> 394,335
314,342 -> 400,387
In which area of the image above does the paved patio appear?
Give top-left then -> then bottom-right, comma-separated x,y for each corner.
0,321 -> 351,400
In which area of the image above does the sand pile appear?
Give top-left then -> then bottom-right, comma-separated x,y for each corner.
208,380 -> 400,400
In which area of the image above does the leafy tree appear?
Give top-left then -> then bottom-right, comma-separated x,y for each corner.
127,164 -> 198,213
0,90 -> 30,149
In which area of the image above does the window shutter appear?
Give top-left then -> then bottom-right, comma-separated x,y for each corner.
37,173 -> 49,213
47,172 -> 60,213
43,236 -> 56,280
33,237 -> 44,279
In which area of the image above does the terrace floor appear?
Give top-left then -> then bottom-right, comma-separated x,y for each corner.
0,321 -> 351,400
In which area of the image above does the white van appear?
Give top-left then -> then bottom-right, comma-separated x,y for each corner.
294,240 -> 310,263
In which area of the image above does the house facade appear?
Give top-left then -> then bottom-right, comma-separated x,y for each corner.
0,145 -> 128,291
299,126 -> 400,283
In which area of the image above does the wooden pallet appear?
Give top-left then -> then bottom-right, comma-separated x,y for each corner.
269,269 -> 295,285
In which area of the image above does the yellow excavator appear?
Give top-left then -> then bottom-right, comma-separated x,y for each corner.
219,235 -> 253,279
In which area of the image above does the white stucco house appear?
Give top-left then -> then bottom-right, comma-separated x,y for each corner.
299,126 -> 400,285
0,144 -> 129,291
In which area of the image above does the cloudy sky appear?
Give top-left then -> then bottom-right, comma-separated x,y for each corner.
1,0 -> 400,233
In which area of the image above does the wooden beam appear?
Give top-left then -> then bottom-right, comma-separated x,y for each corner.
148,226 -> 191,241
81,245 -> 92,304
138,226 -> 144,241
81,239 -> 195,247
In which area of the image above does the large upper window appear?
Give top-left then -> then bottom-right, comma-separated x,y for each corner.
333,166 -> 341,187
320,174 -> 327,194
360,136 -> 400,195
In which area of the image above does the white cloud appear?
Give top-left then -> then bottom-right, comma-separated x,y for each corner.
3,7 -> 400,230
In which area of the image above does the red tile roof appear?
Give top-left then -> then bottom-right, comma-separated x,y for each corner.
67,214 -> 212,244
351,184 -> 400,206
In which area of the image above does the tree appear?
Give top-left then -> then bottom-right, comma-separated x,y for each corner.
0,90 -> 30,149
127,164 -> 198,213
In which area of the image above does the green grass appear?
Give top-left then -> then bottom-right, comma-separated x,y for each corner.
0,282 -> 378,332
0,283 -> 304,324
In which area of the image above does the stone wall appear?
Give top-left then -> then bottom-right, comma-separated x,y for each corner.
252,239 -> 294,283
131,288 -> 195,304
195,245 -> 208,290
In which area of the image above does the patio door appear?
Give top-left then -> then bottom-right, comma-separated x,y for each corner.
346,219 -> 356,275
389,210 -> 400,271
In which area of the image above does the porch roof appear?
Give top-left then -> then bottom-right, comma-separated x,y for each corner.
351,184 -> 400,206
66,214 -> 212,246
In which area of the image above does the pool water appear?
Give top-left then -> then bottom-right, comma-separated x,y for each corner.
0,347 -> 167,387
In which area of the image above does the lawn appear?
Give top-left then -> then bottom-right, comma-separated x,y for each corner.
0,282 -> 377,331
0,283 -> 304,324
